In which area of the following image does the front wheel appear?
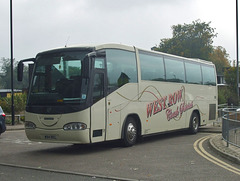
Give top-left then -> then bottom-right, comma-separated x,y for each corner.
122,117 -> 138,147
188,112 -> 199,134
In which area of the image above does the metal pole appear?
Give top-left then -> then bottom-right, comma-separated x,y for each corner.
10,0 -> 15,125
227,112 -> 229,147
237,0 -> 239,104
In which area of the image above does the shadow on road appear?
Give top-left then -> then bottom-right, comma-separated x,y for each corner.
27,130 -> 189,156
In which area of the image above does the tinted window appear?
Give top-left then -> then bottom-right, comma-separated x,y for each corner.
106,49 -> 137,93
165,57 -> 185,83
93,73 -> 104,103
202,65 -> 216,86
94,58 -> 105,69
185,62 -> 202,84
29,51 -> 90,107
139,52 -> 165,81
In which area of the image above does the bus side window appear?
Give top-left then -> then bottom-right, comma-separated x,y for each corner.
165,57 -> 185,83
93,73 -> 104,103
185,62 -> 202,84
202,65 -> 216,86
139,52 -> 165,81
106,49 -> 137,94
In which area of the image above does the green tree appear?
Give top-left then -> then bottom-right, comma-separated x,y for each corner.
0,58 -> 11,88
0,94 -> 27,114
224,67 -> 238,92
0,57 -> 29,89
209,46 -> 230,75
0,76 -> 4,89
224,67 -> 239,105
152,20 -> 217,60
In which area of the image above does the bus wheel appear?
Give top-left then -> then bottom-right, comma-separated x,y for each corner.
188,112 -> 199,134
123,117 -> 138,147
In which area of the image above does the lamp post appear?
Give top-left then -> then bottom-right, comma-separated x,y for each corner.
10,0 -> 15,125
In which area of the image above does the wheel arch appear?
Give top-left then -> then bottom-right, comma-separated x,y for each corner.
121,113 -> 142,139
190,109 -> 201,126
188,109 -> 201,134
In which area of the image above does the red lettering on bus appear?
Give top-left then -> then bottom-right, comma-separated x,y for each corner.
147,103 -> 154,118
146,88 -> 184,119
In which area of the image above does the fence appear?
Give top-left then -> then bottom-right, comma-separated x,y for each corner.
5,114 -> 24,124
221,107 -> 240,148
215,104 -> 227,125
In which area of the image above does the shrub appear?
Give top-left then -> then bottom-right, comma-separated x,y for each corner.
218,86 -> 238,106
218,87 -> 227,105
0,94 -> 27,114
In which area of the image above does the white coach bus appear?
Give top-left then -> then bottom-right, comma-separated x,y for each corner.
18,44 -> 217,146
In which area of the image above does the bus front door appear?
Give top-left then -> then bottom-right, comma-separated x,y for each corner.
90,58 -> 107,143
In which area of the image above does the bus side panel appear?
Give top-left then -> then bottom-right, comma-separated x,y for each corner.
104,82 -> 217,139
138,81 -> 189,135
183,84 -> 217,127
138,82 -> 217,135
106,83 -> 138,141
198,85 -> 217,125
90,98 -> 106,143
107,105 -> 121,141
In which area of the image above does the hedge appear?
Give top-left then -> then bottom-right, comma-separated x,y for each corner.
0,94 -> 27,114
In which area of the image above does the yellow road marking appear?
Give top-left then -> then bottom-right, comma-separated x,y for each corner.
194,135 -> 240,176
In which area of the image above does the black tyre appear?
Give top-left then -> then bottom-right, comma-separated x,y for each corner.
188,112 -> 199,134
122,117 -> 138,147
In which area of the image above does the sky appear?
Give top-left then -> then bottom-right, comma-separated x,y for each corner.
0,0 -> 237,67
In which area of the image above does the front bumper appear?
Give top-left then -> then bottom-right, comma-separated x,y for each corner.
25,128 -> 90,144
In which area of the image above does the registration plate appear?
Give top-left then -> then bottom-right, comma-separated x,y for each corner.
44,135 -> 57,140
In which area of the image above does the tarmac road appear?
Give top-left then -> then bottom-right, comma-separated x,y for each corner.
0,164 -> 112,181
0,129 -> 240,181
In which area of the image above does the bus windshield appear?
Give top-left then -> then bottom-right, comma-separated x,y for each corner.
28,50 -> 91,106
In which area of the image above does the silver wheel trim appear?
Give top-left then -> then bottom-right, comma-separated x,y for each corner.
192,117 -> 198,130
127,123 -> 137,142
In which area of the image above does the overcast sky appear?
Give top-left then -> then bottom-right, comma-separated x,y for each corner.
0,0 -> 237,66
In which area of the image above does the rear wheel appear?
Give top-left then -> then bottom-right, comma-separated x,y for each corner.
188,112 -> 199,134
122,117 -> 138,147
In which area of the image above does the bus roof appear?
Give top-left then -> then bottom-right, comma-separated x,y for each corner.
39,43 -> 215,66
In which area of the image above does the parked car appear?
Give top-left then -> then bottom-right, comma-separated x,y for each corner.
0,106 -> 6,135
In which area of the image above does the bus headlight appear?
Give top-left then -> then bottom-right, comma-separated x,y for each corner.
25,121 -> 36,129
63,122 -> 87,131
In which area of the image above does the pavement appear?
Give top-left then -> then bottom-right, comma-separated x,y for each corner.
6,123 -> 25,131
5,122 -> 240,164
200,122 -> 240,164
